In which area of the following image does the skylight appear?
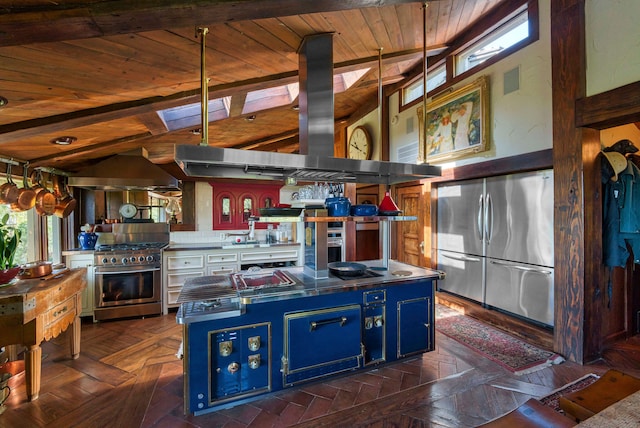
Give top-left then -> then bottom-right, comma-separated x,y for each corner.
157,97 -> 231,131
157,68 -> 370,130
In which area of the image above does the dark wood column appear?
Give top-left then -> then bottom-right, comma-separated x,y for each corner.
551,0 -> 602,363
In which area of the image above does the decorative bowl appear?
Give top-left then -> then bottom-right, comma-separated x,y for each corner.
0,266 -> 21,286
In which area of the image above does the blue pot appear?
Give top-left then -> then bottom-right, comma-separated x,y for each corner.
78,232 -> 98,250
325,197 -> 351,216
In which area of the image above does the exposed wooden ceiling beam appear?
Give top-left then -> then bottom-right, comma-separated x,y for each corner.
0,0 -> 425,47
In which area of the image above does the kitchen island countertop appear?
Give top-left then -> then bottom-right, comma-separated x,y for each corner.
177,260 -> 443,324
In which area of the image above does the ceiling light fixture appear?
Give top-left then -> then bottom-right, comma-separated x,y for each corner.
50,136 -> 77,145
0,96 -> 7,107
245,115 -> 256,122
190,128 -> 201,135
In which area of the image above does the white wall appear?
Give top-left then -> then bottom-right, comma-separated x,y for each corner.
347,108 -> 383,161
390,0 -> 555,169
586,0 -> 640,97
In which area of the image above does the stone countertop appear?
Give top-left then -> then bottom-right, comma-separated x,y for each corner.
176,260 -> 444,324
164,242 -> 300,251
61,249 -> 96,256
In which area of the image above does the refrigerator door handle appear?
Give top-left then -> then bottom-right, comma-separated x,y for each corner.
485,193 -> 493,245
489,260 -> 552,275
477,194 -> 484,242
441,252 -> 481,263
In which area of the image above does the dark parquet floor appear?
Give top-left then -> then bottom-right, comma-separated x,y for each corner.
1,309 -> 639,428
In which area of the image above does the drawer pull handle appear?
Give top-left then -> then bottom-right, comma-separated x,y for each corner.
310,316 -> 347,331
54,306 -> 68,317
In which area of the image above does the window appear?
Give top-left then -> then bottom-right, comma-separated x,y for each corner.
456,11 -> 529,75
0,205 -> 29,266
401,65 -> 447,107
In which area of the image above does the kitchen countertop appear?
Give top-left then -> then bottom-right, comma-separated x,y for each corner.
176,260 -> 443,324
164,241 -> 300,251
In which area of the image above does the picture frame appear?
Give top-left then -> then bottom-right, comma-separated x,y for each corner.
417,75 -> 489,163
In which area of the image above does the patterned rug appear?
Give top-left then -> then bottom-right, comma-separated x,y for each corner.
435,304 -> 565,375
538,373 -> 600,413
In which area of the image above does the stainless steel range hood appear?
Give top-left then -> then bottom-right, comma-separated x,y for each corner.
69,148 -> 180,191
174,32 -> 440,185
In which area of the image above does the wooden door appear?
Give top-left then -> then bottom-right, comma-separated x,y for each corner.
394,184 -> 430,268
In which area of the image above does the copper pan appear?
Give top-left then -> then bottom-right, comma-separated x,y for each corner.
33,171 -> 56,216
0,163 -> 19,205
18,260 -> 53,279
53,175 -> 76,218
11,165 -> 36,212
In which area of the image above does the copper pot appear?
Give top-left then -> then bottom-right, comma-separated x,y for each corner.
18,261 -> 53,279
0,163 -> 19,205
52,175 -> 76,218
11,165 -> 36,212
33,171 -> 56,216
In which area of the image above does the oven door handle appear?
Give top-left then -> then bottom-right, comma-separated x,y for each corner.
95,267 -> 160,275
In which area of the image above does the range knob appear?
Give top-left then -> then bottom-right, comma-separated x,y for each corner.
129,256 -> 137,263
138,256 -> 145,262
101,257 -> 109,264
121,257 -> 129,264
146,255 -> 155,262
110,257 -> 117,264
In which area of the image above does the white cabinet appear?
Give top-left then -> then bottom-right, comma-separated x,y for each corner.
163,252 -> 205,314
206,252 -> 239,275
239,247 -> 299,269
163,249 -> 241,313
64,253 -> 95,320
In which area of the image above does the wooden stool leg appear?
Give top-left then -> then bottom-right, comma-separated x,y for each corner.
24,345 -> 41,401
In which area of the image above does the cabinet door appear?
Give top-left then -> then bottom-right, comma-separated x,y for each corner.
237,192 -> 256,228
213,190 -> 236,230
65,255 -> 95,319
397,297 -> 431,358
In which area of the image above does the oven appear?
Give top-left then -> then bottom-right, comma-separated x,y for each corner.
327,222 -> 345,263
92,224 -> 168,321
94,248 -> 162,320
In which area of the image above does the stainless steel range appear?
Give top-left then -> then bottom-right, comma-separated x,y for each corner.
93,223 -> 169,321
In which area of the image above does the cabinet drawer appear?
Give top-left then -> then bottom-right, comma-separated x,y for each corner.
167,289 -> 182,305
208,266 -> 237,275
167,271 -> 204,288
241,250 -> 298,262
207,253 -> 238,264
167,255 -> 205,270
45,295 -> 77,327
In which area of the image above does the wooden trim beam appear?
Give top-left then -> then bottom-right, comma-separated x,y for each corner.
0,0 -> 424,47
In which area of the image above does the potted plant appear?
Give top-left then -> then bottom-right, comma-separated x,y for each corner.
0,213 -> 22,284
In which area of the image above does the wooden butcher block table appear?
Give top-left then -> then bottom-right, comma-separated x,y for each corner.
0,268 -> 86,401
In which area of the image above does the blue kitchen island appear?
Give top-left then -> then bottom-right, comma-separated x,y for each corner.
176,260 -> 443,416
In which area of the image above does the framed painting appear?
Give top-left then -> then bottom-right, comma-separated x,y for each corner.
417,76 -> 489,163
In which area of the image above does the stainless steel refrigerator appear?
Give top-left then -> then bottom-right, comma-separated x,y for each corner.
436,169 -> 554,326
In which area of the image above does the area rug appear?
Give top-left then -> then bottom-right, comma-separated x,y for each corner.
435,304 -> 564,375
538,373 -> 600,413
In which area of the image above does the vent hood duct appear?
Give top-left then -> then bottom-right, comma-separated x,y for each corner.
174,32 -> 440,185
68,148 -> 180,191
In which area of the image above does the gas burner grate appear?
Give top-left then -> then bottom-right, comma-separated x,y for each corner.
95,242 -> 167,252
177,275 -> 235,303
331,270 -> 383,281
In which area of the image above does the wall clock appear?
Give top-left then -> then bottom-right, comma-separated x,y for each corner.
348,126 -> 372,160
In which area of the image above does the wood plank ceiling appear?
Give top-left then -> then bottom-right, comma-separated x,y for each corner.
0,0 -> 505,176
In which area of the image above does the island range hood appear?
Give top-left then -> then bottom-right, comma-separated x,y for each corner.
69,148 -> 180,191
174,32 -> 440,185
